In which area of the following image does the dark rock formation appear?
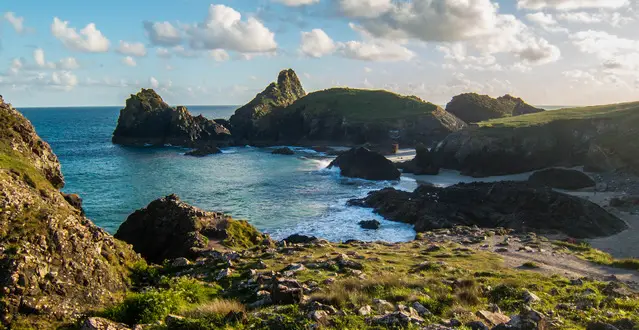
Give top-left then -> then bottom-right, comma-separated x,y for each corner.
528,168 -> 595,190
283,234 -> 317,244
229,70 -> 466,147
272,147 -> 295,155
359,220 -> 381,230
115,194 -> 266,263
185,145 -> 222,157
62,192 -> 85,215
397,144 -> 440,175
328,147 -> 400,181
0,97 -> 141,326
229,69 -> 306,143
445,93 -> 544,124
112,89 -> 231,147
349,181 -> 627,238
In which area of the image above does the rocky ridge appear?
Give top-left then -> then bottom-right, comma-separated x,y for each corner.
112,89 -> 231,147
0,97 -> 141,326
349,181 -> 627,238
445,93 -> 544,124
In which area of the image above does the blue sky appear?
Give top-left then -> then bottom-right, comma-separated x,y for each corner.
1,0 -> 638,107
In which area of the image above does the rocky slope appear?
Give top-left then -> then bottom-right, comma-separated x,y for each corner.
349,181 -> 627,238
229,69 -> 307,144
229,70 -> 466,147
434,102 -> 639,177
115,194 -> 269,264
0,97 -> 141,327
112,89 -> 231,147
445,93 -> 544,124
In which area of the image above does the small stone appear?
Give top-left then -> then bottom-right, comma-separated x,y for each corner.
523,290 -> 541,304
412,302 -> 432,316
373,298 -> 394,312
476,310 -> 510,326
308,310 -> 329,323
255,260 -> 268,269
216,268 -> 232,280
358,220 -> 381,230
466,321 -> 490,330
170,257 -> 191,267
80,317 -> 131,330
358,305 -> 372,316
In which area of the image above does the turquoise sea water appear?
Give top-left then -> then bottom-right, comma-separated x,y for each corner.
20,106 -> 419,242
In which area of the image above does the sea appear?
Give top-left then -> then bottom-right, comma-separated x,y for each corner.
20,105 -> 549,242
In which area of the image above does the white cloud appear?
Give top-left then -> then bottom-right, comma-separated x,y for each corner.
571,30 -> 638,58
557,12 -> 633,27
51,71 -> 78,90
562,69 -> 600,84
209,49 -> 230,62
31,48 -> 81,70
122,56 -> 137,67
273,0 -> 319,6
339,40 -> 415,62
117,41 -> 147,57
336,0 -> 393,18
525,12 -> 569,32
517,0 -> 629,10
3,12 -> 24,33
51,17 -> 110,52
172,45 -> 200,58
364,67 -> 373,73
300,29 -> 336,57
143,21 -> 183,46
149,77 -> 160,89
157,48 -> 172,58
187,4 -> 277,53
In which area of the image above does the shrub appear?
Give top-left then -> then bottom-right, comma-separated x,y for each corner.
488,284 -> 525,312
183,300 -> 245,319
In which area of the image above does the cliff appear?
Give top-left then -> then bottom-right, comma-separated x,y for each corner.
112,89 -> 231,147
445,93 -> 544,124
230,72 -> 466,147
435,101 -> 639,177
229,69 -> 306,143
0,97 -> 141,327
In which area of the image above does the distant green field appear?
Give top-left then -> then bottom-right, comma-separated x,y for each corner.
284,87 -> 440,122
480,101 -> 639,128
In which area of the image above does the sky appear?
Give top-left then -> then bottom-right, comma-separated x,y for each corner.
1,0 -> 639,107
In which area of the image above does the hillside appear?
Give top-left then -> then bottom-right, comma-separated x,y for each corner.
435,101 -> 639,176
445,93 -> 544,124
229,72 -> 467,147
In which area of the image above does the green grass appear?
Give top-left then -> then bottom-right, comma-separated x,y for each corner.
222,219 -> 267,250
480,101 -> 639,128
553,241 -> 639,271
284,88 -> 440,122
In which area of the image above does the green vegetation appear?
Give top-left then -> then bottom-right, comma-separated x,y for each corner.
480,101 -> 639,128
521,262 -> 540,269
553,241 -> 639,271
222,219 -> 267,250
284,88 -> 440,122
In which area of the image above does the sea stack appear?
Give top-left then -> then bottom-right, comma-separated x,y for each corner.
112,89 -> 232,147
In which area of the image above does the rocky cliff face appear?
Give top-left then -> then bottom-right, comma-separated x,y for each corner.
435,108 -> 638,177
115,194 -> 268,264
0,97 -> 141,326
445,93 -> 544,124
229,69 -> 306,143
230,74 -> 466,147
112,89 -> 231,147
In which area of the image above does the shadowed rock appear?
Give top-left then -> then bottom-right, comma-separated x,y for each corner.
528,168 -> 595,190
328,147 -> 400,181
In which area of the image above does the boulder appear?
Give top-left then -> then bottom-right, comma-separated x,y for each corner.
272,147 -> 295,155
62,192 -> 85,215
0,97 -> 141,327
185,145 -> 222,157
80,317 -> 131,330
283,234 -> 317,244
112,89 -> 231,147
328,147 -> 400,181
115,194 -> 265,263
397,144 -> 440,175
349,181 -> 627,238
445,93 -> 543,124
528,168 -> 595,190
358,219 -> 381,230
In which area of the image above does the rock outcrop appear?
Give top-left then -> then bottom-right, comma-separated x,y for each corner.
528,168 -> 595,190
397,144 -> 440,175
434,102 -> 639,176
229,69 -> 306,143
229,70 -> 466,147
112,89 -> 231,147
0,97 -> 141,326
328,147 -> 400,181
445,93 -> 544,124
272,147 -> 295,155
185,145 -> 222,157
114,195 -> 267,264
349,181 -> 627,238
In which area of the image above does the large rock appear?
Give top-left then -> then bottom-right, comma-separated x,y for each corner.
115,194 -> 266,263
229,69 -> 306,143
445,93 -> 543,124
0,97 -> 141,327
229,70 -> 466,147
528,168 -> 595,190
112,89 -> 231,147
397,144 -> 440,175
349,181 -> 627,238
328,147 -> 400,181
